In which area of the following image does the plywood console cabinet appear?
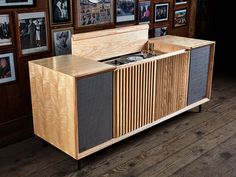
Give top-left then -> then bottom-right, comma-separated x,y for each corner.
29,25 -> 215,160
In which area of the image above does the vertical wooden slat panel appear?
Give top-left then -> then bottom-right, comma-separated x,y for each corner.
113,58 -> 160,137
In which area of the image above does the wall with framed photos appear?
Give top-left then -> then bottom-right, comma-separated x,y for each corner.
0,0 -> 197,146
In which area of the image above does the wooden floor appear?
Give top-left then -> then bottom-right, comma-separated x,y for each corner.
0,73 -> 236,177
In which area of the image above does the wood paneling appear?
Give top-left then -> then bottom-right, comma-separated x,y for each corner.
155,52 -> 190,119
0,0 -> 52,147
72,24 -> 149,61
113,60 -> 156,137
28,62 -> 78,159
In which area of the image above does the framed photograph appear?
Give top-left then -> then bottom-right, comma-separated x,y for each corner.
0,0 -> 35,7
49,0 -> 72,25
154,27 -> 167,37
18,11 -> 49,56
77,0 -> 113,27
52,27 -> 73,56
116,0 -> 135,23
0,51 -> 16,85
175,0 -> 187,5
174,9 -> 187,27
154,3 -> 169,22
0,12 -> 13,47
139,1 -> 151,24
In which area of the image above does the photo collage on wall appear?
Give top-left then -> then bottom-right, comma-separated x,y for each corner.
78,0 -> 113,26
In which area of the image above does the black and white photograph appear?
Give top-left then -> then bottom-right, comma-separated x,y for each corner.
18,11 -> 49,55
52,28 -> 73,56
174,9 -> 187,27
175,0 -> 187,5
0,13 -> 12,47
154,26 -> 167,37
154,3 -> 169,22
0,0 -> 35,7
0,52 -> 16,85
116,0 -> 135,23
139,1 -> 151,24
78,0 -> 113,27
50,0 -> 72,24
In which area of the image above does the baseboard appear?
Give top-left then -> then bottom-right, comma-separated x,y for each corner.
0,115 -> 34,148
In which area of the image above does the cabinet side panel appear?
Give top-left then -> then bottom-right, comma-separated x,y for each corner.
188,45 -> 210,105
29,63 -> 77,159
77,72 -> 113,152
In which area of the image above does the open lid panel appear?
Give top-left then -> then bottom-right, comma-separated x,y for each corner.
72,25 -> 149,61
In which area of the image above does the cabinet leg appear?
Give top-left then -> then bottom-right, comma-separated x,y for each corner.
77,160 -> 81,170
199,105 -> 202,113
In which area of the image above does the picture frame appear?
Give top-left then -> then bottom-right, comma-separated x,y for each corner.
0,12 -> 14,47
174,9 -> 187,28
0,51 -> 16,85
175,0 -> 187,5
17,10 -> 50,56
0,0 -> 35,8
52,27 -> 73,56
116,0 -> 136,23
49,0 -> 72,25
76,0 -> 114,28
154,26 -> 167,37
138,1 -> 151,24
154,3 -> 169,22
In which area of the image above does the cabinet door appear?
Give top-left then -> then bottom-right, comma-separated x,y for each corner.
77,71 -> 113,152
188,45 -> 210,105
155,52 -> 190,120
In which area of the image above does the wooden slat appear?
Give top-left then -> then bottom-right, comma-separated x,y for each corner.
29,62 -> 78,159
155,52 -> 190,120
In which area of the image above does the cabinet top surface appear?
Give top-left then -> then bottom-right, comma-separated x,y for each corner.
29,55 -> 115,78
149,35 -> 215,49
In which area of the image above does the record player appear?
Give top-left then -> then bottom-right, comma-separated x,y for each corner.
103,43 -> 161,66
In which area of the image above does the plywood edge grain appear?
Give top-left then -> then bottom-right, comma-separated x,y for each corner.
77,98 -> 210,160
206,43 -> 216,99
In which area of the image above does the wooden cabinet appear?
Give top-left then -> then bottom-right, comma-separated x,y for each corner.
29,25 -> 215,160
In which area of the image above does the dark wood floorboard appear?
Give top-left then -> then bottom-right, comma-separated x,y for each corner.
0,74 -> 235,177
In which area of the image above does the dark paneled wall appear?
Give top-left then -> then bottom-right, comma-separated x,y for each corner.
0,0 -> 197,147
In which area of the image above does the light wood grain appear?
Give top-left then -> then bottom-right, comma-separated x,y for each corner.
72,25 -> 149,61
155,52 -> 190,120
29,62 -> 78,159
30,55 -> 115,78
149,35 -> 215,50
